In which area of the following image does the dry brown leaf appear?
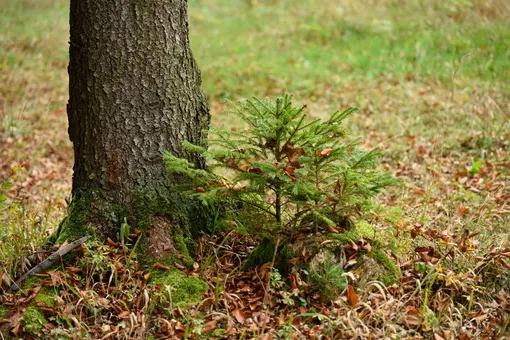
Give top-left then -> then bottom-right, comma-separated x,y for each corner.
347,285 -> 358,307
174,262 -> 186,269
232,308 -> 245,324
152,262 -> 171,271
106,238 -> 117,247
202,319 -> 217,334
288,257 -> 299,265
4,311 -> 23,336
361,243 -> 372,253
318,148 -> 334,156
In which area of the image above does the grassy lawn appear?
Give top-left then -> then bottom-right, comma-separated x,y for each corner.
0,0 -> 509,338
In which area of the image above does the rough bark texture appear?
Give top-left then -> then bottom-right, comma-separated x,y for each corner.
65,0 -> 210,240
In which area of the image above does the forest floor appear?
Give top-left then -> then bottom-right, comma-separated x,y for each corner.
1,0 -> 509,338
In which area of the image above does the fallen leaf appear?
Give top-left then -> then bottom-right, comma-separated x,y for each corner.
318,148 -> 334,157
404,313 -> 420,328
347,285 -> 358,307
202,319 -> 217,334
174,262 -> 186,269
232,308 -> 245,324
288,257 -> 299,265
152,262 -> 171,271
361,243 -> 372,253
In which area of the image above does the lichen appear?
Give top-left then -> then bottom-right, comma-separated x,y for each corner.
22,306 -> 47,334
150,269 -> 207,307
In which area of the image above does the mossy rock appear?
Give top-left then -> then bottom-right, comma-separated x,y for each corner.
372,249 -> 401,285
325,221 -> 401,287
326,221 -> 402,287
150,269 -> 207,307
242,238 -> 296,276
308,248 -> 347,301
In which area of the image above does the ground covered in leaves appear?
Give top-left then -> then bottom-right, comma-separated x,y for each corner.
1,0 -> 509,339
1,229 -> 509,339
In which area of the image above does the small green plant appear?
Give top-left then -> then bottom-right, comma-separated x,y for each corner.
0,167 -> 52,290
269,268 -> 300,306
307,257 -> 347,302
165,95 -> 395,238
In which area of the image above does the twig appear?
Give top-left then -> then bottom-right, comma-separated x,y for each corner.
8,236 -> 88,293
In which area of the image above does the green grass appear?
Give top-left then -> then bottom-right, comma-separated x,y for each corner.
189,0 -> 509,165
190,0 -> 510,99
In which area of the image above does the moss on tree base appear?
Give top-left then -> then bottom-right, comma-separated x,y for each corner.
53,187 -> 214,243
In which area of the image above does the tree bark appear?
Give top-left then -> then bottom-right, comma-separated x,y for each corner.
64,0 -> 210,240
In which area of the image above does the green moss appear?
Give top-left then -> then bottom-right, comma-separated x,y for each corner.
372,249 -> 401,285
173,228 -> 194,267
242,238 -> 275,270
23,277 -> 58,307
53,194 -> 95,244
242,239 -> 293,276
34,287 -> 57,307
0,306 -> 7,319
22,306 -> 47,334
131,190 -> 172,229
328,221 -> 401,286
150,270 -> 207,307
132,188 -> 215,236
23,276 -> 44,289
54,187 -> 212,242
329,230 -> 360,244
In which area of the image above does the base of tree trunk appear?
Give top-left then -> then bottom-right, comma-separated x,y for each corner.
52,188 -> 215,266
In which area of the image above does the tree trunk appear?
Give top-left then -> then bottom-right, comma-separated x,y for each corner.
62,0 -> 210,243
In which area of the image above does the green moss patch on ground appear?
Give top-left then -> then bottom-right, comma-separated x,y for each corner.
150,269 -> 207,307
22,306 -> 47,335
0,306 -> 7,319
33,287 -> 57,308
